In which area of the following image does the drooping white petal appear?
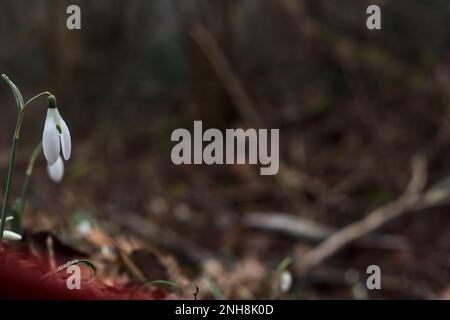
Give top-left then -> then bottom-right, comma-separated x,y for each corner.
47,156 -> 64,183
43,109 -> 60,165
3,230 -> 22,241
59,117 -> 71,161
6,216 -> 13,222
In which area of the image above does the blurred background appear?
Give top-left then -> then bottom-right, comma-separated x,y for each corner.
1,0 -> 450,299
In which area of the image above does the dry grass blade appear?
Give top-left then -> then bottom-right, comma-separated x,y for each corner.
41,259 -> 97,283
243,212 -> 333,241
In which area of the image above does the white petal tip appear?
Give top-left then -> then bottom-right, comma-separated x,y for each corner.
3,230 -> 22,241
47,156 -> 64,183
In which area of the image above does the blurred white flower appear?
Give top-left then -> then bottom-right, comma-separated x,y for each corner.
42,96 -> 71,166
77,220 -> 92,236
2,230 -> 22,241
280,270 -> 293,293
47,156 -> 65,183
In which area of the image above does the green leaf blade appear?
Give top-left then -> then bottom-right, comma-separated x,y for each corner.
41,258 -> 97,283
2,74 -> 24,110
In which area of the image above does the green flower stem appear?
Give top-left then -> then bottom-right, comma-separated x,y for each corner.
12,141 -> 43,231
23,91 -> 51,111
14,92 -> 51,140
25,141 -> 43,179
0,92 -> 51,240
0,112 -> 23,238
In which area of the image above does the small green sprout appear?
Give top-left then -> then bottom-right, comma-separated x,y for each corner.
270,256 -> 293,299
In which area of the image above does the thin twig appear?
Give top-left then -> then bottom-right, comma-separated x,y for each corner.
190,22 -> 345,214
296,155 -> 428,276
193,285 -> 199,300
243,212 -> 334,241
243,211 -> 412,251
190,23 -> 263,128
46,234 -> 56,271
107,209 -> 231,267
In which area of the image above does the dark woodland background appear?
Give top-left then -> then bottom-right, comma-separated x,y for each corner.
1,0 -> 450,299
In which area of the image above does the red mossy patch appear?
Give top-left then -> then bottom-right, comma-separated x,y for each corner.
0,243 -> 171,300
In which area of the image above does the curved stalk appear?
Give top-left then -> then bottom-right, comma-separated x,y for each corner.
23,91 -> 51,111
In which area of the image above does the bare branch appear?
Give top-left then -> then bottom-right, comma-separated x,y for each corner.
296,155 -> 428,276
190,22 -> 347,214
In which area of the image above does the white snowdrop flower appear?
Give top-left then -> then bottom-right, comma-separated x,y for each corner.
47,156 -> 65,183
77,220 -> 92,236
280,270 -> 293,293
2,230 -> 22,241
42,95 -> 71,166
